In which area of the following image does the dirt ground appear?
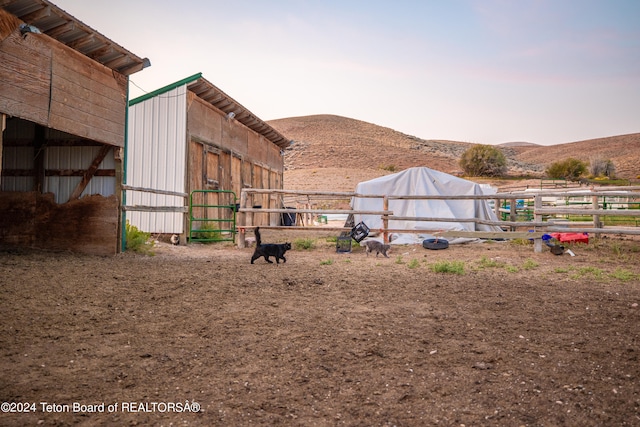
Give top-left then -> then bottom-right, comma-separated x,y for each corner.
1,229 -> 640,426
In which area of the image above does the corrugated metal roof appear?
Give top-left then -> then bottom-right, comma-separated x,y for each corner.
131,73 -> 292,149
1,0 -> 149,75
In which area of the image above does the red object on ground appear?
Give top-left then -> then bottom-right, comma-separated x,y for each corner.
550,232 -> 589,244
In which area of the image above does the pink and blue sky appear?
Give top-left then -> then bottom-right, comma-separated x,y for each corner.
54,0 -> 639,145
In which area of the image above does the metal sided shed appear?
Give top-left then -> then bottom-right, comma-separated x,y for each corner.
0,0 -> 149,255
126,73 -> 290,243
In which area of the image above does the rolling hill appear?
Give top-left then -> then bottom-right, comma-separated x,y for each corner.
268,114 -> 639,191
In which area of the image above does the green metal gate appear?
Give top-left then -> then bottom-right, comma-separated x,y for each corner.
189,190 -> 237,242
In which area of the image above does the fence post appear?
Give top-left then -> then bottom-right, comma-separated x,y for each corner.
534,195 -> 543,253
238,190 -> 248,248
510,198 -> 517,231
592,192 -> 602,237
383,196 -> 389,243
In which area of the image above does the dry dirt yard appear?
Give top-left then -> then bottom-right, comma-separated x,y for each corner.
1,230 -> 640,426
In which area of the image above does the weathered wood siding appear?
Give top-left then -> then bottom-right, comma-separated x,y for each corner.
188,97 -> 283,181
0,11 -> 130,255
0,17 -> 127,147
0,19 -> 50,125
187,96 -> 284,226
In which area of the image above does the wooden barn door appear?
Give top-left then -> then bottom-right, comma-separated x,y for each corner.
204,148 -> 221,220
231,155 -> 242,201
188,140 -> 223,226
188,140 -> 205,223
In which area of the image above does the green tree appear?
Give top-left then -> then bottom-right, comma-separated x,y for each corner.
545,158 -> 587,181
459,145 -> 507,177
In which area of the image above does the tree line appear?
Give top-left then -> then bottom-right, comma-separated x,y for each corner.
459,144 -> 616,181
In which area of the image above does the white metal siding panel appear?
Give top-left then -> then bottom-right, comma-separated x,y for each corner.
1,146 -> 34,192
126,85 -> 187,234
1,145 -> 114,202
45,146 -> 115,203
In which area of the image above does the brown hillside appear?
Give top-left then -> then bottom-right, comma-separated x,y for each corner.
268,114 -> 639,191
512,134 -> 640,179
270,114 -> 470,172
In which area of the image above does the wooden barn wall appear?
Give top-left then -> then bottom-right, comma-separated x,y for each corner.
0,16 -> 50,125
0,17 -> 128,147
188,96 -> 284,176
187,96 -> 284,226
0,192 -> 118,256
49,45 -> 128,147
0,12 -> 129,255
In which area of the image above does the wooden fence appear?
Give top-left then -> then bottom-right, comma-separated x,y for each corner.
237,187 -> 640,252
121,185 -> 189,213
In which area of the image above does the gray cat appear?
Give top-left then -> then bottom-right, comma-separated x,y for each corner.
363,240 -> 391,258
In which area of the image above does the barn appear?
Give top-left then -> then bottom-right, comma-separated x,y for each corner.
125,73 -> 290,243
0,0 -> 149,255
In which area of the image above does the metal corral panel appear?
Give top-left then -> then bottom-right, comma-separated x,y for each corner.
126,85 -> 188,234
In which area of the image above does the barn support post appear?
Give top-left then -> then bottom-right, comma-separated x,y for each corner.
120,78 -> 131,253
237,190 -> 248,248
533,195 -> 543,253
69,144 -> 112,201
33,125 -> 46,193
114,146 -> 124,254
0,113 -> 4,184
383,195 -> 389,243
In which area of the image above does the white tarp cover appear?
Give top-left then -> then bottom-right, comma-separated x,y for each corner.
350,167 -> 502,244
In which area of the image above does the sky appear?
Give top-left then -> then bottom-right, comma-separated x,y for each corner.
53,0 -> 640,145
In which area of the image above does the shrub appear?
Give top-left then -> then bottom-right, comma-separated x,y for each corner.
589,157 -> 616,178
430,260 -> 465,274
125,221 -> 155,255
571,266 -> 604,280
380,164 -> 398,172
476,256 -> 503,269
407,259 -> 420,269
191,222 -> 223,242
545,158 -> 587,181
459,145 -> 507,177
610,268 -> 638,282
294,238 -> 315,250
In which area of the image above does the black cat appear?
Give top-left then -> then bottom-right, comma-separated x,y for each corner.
250,227 -> 291,264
